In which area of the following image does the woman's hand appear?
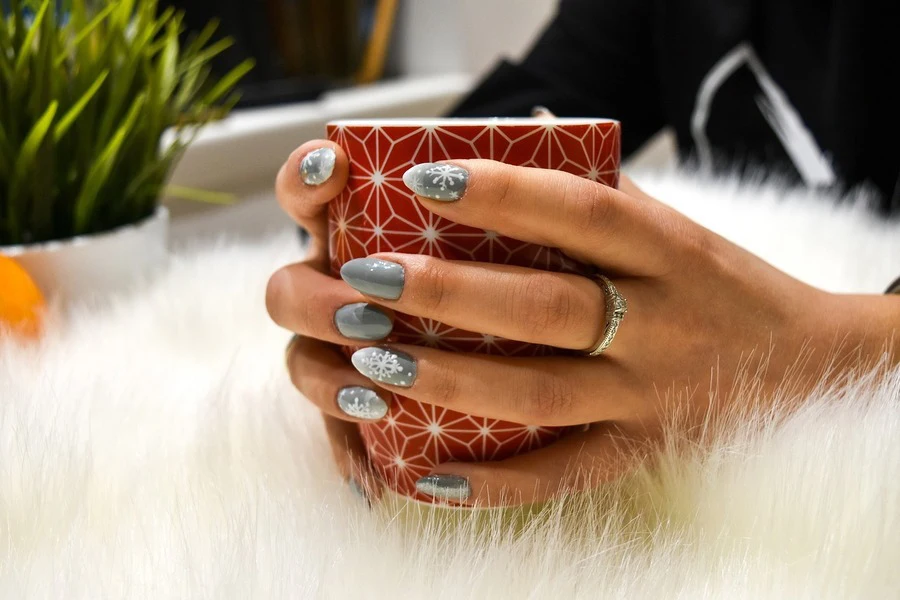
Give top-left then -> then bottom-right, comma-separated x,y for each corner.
269,140 -> 390,501
268,148 -> 900,507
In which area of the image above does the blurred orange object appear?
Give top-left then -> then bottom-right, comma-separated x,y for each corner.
0,256 -> 46,339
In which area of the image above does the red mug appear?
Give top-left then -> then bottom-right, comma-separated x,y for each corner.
327,118 -> 620,502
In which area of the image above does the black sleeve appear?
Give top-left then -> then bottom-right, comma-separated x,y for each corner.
449,0 -> 666,158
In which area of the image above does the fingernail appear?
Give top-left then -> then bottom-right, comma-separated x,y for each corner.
334,303 -> 393,341
286,333 -> 300,352
416,474 -> 471,501
402,163 -> 468,201
337,386 -> 389,420
299,147 -> 336,185
351,347 -> 416,387
340,258 -> 405,300
349,477 -> 371,506
530,105 -> 554,118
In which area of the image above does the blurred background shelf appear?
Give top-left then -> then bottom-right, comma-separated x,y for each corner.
164,73 -> 473,245
162,0 -> 674,246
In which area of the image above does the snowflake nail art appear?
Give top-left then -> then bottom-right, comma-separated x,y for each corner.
402,163 -> 468,201
337,386 -> 389,420
299,147 -> 336,186
351,347 -> 417,388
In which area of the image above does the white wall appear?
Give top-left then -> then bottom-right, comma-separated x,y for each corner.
390,0 -> 557,77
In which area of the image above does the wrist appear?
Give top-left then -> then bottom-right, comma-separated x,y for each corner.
828,293 -> 900,365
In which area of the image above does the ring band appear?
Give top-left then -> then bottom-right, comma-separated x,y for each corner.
585,275 -> 628,357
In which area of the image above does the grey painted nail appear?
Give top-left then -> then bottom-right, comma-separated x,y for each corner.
340,258 -> 405,300
416,474 -> 472,501
299,147 -> 336,185
286,333 -> 300,353
334,303 -> 393,341
349,477 -> 371,506
402,163 -> 468,201
351,347 -> 416,388
337,386 -> 389,420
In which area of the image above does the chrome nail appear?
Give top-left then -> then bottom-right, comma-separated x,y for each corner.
334,303 -> 393,341
340,258 -> 405,300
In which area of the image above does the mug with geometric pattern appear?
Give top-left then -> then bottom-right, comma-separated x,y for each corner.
327,118 -> 621,502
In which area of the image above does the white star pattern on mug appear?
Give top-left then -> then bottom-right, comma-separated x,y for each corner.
327,121 -> 620,498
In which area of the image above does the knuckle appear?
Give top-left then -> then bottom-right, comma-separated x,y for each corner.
428,361 -> 461,407
286,348 -> 305,391
286,338 -> 330,395
265,267 -> 292,324
413,258 -> 451,315
523,372 -> 576,424
267,265 -> 333,339
285,339 -> 310,391
563,178 -> 614,238
512,275 -> 573,340
488,164 -> 515,212
582,184 -> 615,235
679,220 -> 718,261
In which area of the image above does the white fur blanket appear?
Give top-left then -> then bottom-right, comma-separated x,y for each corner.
3,171 -> 900,598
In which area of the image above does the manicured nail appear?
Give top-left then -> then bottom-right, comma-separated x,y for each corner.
531,105 -> 554,118
299,147 -> 336,185
402,163 -> 468,201
351,347 -> 416,387
416,474 -> 471,501
286,333 -> 300,353
334,303 -> 393,341
349,477 -> 371,506
337,386 -> 389,420
340,258 -> 405,300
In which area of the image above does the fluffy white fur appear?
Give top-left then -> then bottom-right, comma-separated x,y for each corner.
2,170 -> 900,598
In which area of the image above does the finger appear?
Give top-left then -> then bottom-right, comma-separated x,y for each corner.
322,413 -> 384,503
402,159 -> 676,275
347,344 -> 634,426
285,336 -> 384,500
618,174 -> 655,202
341,254 -> 605,350
266,261 -> 396,345
416,422 -> 647,507
286,334 -> 393,424
275,140 -> 349,266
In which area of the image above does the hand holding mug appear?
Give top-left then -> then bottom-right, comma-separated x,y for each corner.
268,129 -> 900,507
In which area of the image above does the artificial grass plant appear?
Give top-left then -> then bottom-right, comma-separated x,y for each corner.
0,0 -> 253,245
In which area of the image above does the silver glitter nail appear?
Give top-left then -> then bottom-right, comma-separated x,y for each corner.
337,386 -> 389,420
416,474 -> 471,501
299,147 -> 336,185
351,347 -> 416,388
402,163 -> 468,201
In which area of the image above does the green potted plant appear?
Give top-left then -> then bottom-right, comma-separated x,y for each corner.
0,0 -> 252,304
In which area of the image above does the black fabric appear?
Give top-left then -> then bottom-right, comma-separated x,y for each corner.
451,0 -> 900,214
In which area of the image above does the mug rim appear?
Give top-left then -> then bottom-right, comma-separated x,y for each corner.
328,117 -> 619,127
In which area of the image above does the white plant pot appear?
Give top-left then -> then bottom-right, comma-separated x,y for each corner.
1,207 -> 169,307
